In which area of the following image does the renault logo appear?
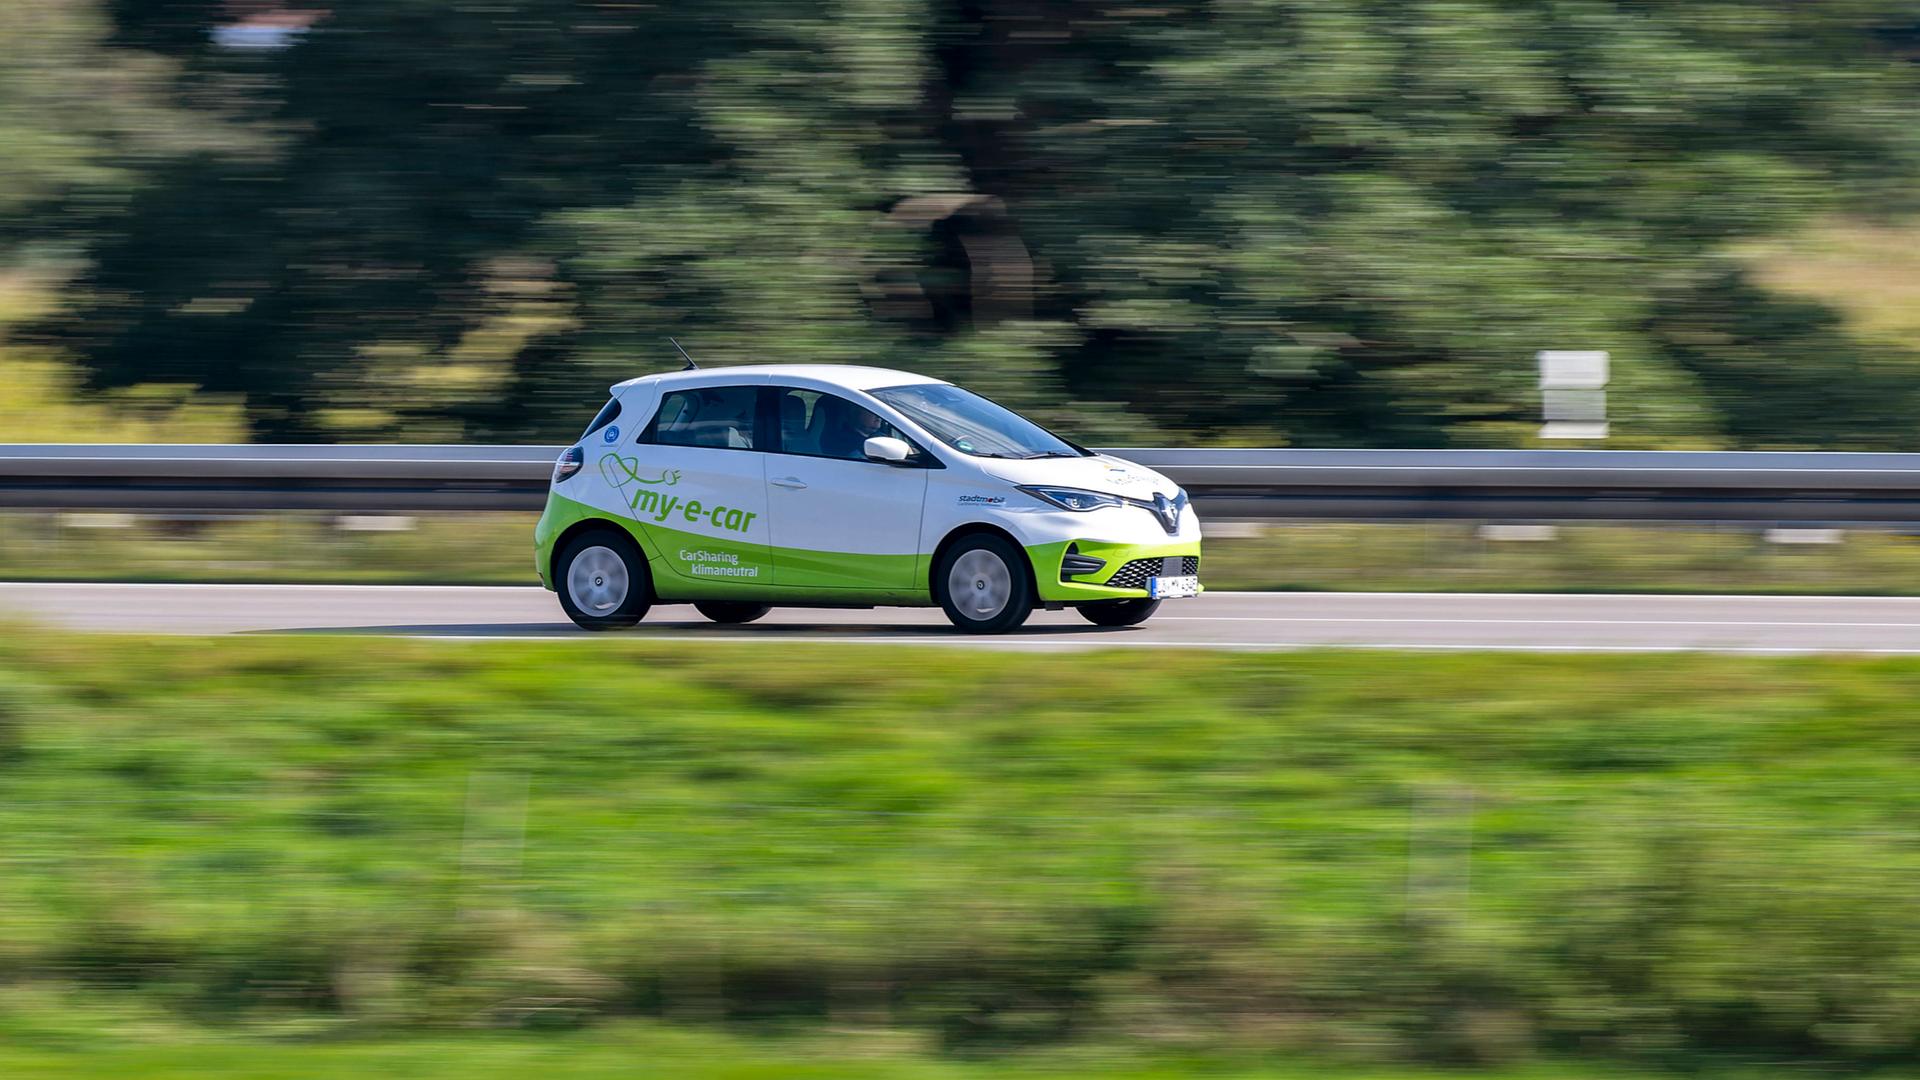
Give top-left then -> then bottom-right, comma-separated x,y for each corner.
1152,492 -> 1179,534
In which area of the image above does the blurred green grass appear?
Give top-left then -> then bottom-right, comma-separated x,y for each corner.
4,635 -> 1920,1064
12,513 -> 1920,595
1200,523 -> 1920,594
0,1020 -> 1837,1080
0,512 -> 537,585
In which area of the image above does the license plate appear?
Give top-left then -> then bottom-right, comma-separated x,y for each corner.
1149,575 -> 1199,599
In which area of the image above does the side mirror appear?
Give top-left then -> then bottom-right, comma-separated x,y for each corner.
863,435 -> 913,465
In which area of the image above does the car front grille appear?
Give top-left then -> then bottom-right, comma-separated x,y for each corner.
1103,555 -> 1199,591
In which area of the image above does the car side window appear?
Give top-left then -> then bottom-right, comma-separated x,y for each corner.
774,387 -> 914,462
651,386 -> 759,450
581,397 -> 621,440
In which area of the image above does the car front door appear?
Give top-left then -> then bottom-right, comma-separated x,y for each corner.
605,382 -> 772,588
764,386 -> 929,590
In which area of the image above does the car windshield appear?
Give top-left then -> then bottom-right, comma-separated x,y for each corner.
871,383 -> 1086,459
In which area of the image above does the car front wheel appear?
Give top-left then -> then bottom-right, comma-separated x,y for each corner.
935,533 -> 1034,634
556,528 -> 650,630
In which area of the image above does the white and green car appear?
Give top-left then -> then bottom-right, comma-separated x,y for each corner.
534,364 -> 1201,633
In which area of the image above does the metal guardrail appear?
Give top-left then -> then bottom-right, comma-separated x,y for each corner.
0,445 -> 551,512
1120,448 -> 1920,525
10,444 -> 1920,524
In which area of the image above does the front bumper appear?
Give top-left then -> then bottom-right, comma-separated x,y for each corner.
1027,537 -> 1204,604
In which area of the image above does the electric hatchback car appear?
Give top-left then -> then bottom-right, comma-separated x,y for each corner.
534,364 -> 1201,633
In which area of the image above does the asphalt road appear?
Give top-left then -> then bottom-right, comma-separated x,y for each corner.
12,582 -> 1920,653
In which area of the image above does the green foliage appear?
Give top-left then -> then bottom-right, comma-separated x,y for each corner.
1199,523 -> 1920,595
0,1018 -> 1790,1080
5,637 -> 1920,1064
981,1 -> 1920,445
0,1 -> 230,244
18,1 -> 1920,443
0,512 -> 534,584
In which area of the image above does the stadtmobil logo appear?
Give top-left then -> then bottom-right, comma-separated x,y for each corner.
600,454 -> 758,534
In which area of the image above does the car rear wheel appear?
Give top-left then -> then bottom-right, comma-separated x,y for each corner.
935,533 -> 1033,634
556,528 -> 650,630
693,600 -> 771,625
1077,598 -> 1161,627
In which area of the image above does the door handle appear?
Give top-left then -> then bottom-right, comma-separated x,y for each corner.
770,476 -> 808,490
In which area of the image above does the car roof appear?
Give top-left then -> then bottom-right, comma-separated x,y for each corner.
611,364 -> 946,396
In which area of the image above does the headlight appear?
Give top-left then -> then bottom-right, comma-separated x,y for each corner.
1019,485 -> 1124,512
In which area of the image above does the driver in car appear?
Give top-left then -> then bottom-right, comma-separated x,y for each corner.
822,398 -> 889,459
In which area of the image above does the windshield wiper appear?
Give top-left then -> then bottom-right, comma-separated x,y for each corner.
1022,451 -> 1079,459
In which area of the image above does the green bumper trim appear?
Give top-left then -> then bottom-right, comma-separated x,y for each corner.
1028,537 -> 1203,603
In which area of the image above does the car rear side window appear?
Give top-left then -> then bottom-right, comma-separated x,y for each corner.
650,386 -> 759,450
580,397 -> 622,440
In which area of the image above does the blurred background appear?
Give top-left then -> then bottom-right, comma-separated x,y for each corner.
15,4 -> 1920,1078
9,1 -> 1920,450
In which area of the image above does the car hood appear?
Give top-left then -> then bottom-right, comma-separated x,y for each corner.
977,453 -> 1181,500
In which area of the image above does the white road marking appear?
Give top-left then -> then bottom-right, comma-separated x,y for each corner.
1195,590 -> 1920,602
1160,616 -> 1920,628
14,582 -> 1920,653
22,582 -> 1920,603
404,635 -> 1920,655
1,581 -> 546,592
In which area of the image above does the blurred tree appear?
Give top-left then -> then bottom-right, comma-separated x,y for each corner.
36,0 -> 1920,444
0,0 -> 232,257
51,1 -> 744,437
0,0 -> 252,443
931,1 -> 1920,445
531,0 -> 956,440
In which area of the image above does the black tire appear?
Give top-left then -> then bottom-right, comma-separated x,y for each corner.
1077,598 -> 1162,627
934,532 -> 1034,634
555,528 -> 651,630
693,600 -> 771,625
